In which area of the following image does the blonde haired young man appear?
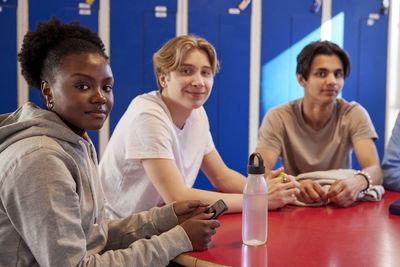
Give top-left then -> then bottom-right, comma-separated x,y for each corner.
100,35 -> 300,218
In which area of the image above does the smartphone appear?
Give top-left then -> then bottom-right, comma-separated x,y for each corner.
205,199 -> 228,220
389,199 -> 400,215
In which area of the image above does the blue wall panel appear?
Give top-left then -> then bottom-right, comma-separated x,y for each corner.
260,1 -> 321,169
110,1 -> 176,133
0,2 -> 17,114
333,0 -> 388,164
29,0 -> 100,151
260,1 -> 321,118
189,0 -> 251,189
142,11 -> 176,92
357,18 -> 387,162
219,14 -> 250,175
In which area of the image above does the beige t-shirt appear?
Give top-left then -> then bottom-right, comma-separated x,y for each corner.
257,98 -> 378,175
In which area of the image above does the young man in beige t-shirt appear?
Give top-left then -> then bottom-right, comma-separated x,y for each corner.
256,41 -> 382,208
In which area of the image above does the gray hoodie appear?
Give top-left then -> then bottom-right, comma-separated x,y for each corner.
0,102 -> 192,266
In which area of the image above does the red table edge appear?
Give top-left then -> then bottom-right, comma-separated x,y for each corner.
172,253 -> 231,267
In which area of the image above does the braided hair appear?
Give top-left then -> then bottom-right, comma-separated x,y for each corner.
17,16 -> 108,91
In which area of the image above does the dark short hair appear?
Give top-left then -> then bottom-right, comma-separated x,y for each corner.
17,16 -> 108,91
296,41 -> 351,80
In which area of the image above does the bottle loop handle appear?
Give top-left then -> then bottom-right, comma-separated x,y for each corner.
247,152 -> 265,175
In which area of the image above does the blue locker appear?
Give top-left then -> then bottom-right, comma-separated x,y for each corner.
218,14 -> 250,174
189,0 -> 251,189
260,1 -> 321,118
142,10 -> 176,91
333,0 -> 388,163
28,0 -> 100,151
109,1 -> 176,133
0,1 -> 18,114
357,18 -> 387,162
260,1 -> 321,170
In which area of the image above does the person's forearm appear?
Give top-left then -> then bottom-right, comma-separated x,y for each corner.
106,204 -> 177,249
95,226 -> 191,267
383,169 -> 400,191
210,169 -> 246,193
362,164 -> 383,185
382,161 -> 400,191
382,150 -> 400,191
164,187 -> 243,213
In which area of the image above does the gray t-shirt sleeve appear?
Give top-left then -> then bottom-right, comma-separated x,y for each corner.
257,107 -> 284,155
347,104 -> 378,143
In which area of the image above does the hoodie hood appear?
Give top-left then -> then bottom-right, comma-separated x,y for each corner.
0,102 -> 82,154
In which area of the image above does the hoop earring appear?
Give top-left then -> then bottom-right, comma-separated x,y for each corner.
47,99 -> 55,111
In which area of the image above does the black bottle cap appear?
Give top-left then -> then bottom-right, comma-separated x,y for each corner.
247,152 -> 265,174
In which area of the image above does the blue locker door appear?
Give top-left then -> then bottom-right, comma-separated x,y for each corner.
110,1 -> 176,132
333,0 -> 388,164
260,1 -> 321,169
143,10 -> 176,92
218,14 -> 250,175
29,0 -> 100,151
357,18 -> 387,161
189,0 -> 251,189
63,9 -> 99,31
260,1 -> 321,119
0,2 -> 17,114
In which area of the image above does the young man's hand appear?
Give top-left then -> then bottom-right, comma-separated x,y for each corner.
298,180 -> 328,204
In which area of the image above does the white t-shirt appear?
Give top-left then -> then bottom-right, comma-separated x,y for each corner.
100,91 -> 215,218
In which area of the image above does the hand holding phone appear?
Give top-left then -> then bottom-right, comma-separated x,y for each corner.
205,199 -> 228,220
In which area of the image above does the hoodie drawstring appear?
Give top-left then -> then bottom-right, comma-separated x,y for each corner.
78,140 -> 99,224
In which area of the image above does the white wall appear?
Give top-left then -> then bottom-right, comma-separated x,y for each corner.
385,0 -> 400,147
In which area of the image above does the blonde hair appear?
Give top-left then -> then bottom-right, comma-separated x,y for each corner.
153,35 -> 220,91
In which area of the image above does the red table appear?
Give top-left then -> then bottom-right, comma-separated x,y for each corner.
174,190 -> 400,267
